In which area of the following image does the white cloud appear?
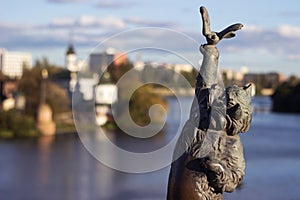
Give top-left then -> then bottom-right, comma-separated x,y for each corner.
48,0 -> 88,3
0,22 -> 35,31
2,17 -> 300,75
243,24 -> 263,33
0,15 -> 127,49
278,24 -> 300,38
99,16 -> 126,29
51,17 -> 75,27
287,54 -> 300,61
77,15 -> 125,28
126,17 -> 178,27
96,0 -> 137,8
78,15 -> 96,26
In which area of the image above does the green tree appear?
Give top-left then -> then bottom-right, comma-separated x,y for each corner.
105,60 -> 168,128
179,68 -> 198,88
129,84 -> 168,126
0,109 -> 39,139
114,82 -> 168,128
272,76 -> 300,113
141,63 -> 156,83
18,59 -> 70,116
106,61 -> 133,84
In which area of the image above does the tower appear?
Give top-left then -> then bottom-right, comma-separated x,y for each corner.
65,44 -> 79,92
65,44 -> 77,72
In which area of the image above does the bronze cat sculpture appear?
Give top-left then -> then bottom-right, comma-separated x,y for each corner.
167,6 -> 253,200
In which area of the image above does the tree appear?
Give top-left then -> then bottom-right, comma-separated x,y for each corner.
179,68 -> 198,88
0,109 -> 39,138
18,59 -> 70,116
105,60 -> 168,128
129,84 -> 168,126
272,76 -> 300,113
106,61 -> 133,84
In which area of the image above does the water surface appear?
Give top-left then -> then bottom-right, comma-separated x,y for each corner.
0,97 -> 300,200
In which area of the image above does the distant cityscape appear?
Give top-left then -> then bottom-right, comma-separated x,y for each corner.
0,44 -> 297,137
0,44 -> 287,103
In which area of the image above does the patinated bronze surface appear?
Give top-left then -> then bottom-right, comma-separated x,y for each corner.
167,6 -> 252,200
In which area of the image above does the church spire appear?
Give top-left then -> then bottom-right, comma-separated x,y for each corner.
66,43 -> 75,55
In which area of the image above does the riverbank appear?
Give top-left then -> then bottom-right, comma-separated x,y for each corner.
151,87 -> 194,97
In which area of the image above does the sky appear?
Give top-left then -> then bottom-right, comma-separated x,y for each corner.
1,0 -> 300,76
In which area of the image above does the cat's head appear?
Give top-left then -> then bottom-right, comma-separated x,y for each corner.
225,83 -> 253,135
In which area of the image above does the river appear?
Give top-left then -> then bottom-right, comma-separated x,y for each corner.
0,96 -> 300,200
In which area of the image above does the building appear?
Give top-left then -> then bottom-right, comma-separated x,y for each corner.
173,64 -> 193,73
65,44 -> 88,72
0,49 -> 32,78
243,72 -> 285,96
65,44 -> 88,92
134,53 -> 145,71
134,60 -> 145,71
89,49 -> 127,74
65,44 -> 78,72
95,84 -> 118,126
221,67 -> 248,86
113,52 -> 127,67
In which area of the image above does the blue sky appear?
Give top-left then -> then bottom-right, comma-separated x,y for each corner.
1,0 -> 300,76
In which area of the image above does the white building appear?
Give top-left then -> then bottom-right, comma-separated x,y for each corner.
173,64 -> 193,73
134,60 -> 145,71
0,49 -> 32,78
65,44 -> 88,92
95,84 -> 118,105
65,44 -> 85,72
95,84 -> 118,126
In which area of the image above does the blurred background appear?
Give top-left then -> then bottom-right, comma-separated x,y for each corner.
1,0 -> 300,199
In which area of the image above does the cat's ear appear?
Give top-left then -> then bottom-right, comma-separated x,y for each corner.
243,83 -> 255,97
